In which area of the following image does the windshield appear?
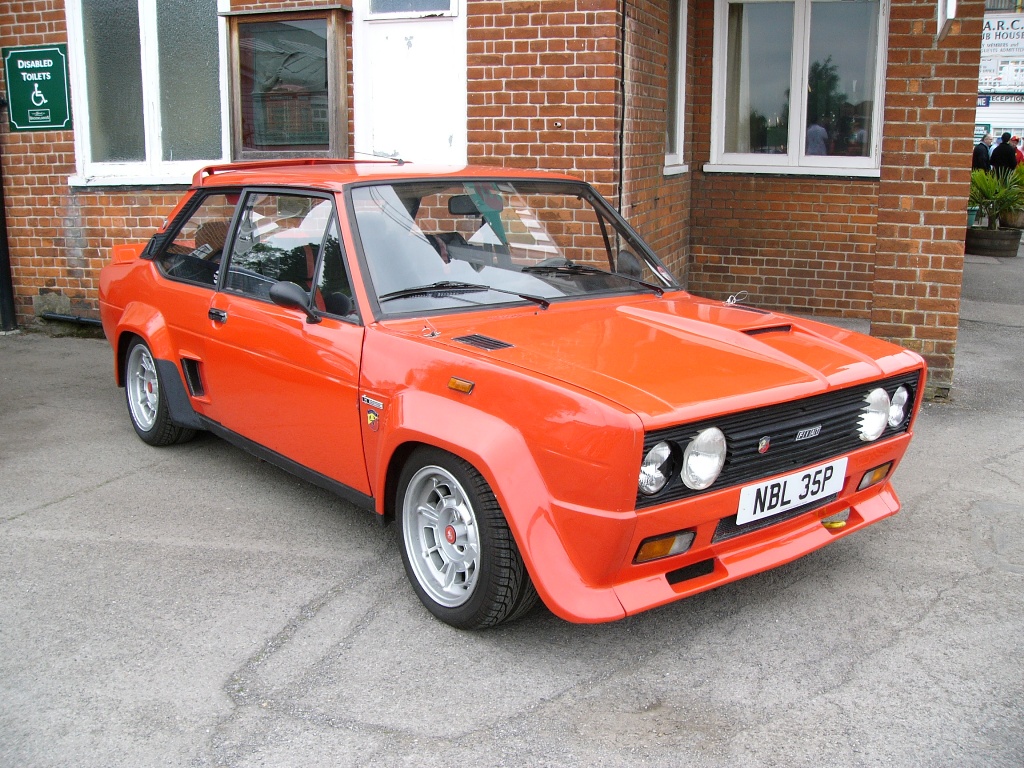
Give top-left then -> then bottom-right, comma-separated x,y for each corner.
350,180 -> 679,315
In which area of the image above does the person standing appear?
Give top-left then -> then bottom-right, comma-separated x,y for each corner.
1012,136 -> 1024,165
973,133 -> 993,170
991,132 -> 1018,172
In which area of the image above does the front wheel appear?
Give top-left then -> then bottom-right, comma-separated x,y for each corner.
397,447 -> 539,629
124,338 -> 195,446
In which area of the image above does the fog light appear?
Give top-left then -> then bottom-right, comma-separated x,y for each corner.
821,508 -> 851,530
857,461 -> 893,491
634,530 -> 696,563
858,388 -> 890,442
888,385 -> 910,428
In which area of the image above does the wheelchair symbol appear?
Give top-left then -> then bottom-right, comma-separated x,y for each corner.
31,83 -> 48,107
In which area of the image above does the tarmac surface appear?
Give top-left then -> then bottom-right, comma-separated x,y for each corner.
1,253 -> 1022,767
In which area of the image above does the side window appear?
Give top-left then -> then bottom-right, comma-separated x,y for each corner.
314,217 -> 358,320
155,192 -> 239,287
223,192 -> 333,300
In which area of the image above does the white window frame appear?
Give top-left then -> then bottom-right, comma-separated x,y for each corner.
705,0 -> 888,177
64,0 -> 230,187
938,0 -> 957,36
664,0 -> 689,175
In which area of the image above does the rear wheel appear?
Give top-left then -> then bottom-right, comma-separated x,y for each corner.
124,338 -> 195,446
397,447 -> 539,629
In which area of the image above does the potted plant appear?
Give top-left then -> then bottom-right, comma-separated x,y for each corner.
966,167 -> 1024,257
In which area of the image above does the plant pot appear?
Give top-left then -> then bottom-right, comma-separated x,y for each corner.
968,206 -> 979,228
965,226 -> 1022,257
1000,209 -> 1024,228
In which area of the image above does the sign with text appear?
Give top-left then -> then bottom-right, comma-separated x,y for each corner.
980,14 -> 1024,94
2,45 -> 72,131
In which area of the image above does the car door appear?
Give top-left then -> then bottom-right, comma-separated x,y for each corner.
202,190 -> 370,495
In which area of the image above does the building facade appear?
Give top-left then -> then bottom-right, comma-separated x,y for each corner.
0,0 -> 988,397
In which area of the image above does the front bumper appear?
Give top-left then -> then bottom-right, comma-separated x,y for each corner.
534,433 -> 910,623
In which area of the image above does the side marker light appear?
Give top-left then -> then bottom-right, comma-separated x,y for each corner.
447,377 -> 475,394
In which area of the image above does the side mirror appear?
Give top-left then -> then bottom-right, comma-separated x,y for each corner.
269,281 -> 322,324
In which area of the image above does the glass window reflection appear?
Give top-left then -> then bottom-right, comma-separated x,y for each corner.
724,2 -> 794,155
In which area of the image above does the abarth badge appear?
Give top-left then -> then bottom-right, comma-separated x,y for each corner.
758,436 -> 771,454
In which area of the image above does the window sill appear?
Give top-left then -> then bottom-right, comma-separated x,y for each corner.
702,163 -> 880,179
69,172 -> 197,188
663,162 -> 690,177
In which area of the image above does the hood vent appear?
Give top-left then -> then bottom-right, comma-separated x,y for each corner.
743,324 -> 793,337
453,334 -> 514,351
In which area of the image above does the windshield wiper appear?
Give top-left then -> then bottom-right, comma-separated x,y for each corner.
378,281 -> 550,309
521,262 -> 665,296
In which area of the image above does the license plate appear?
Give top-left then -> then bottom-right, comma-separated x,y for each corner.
736,457 -> 848,526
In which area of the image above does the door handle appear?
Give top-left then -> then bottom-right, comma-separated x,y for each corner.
208,308 -> 228,323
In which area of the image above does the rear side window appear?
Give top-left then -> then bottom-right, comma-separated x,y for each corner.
155,193 -> 239,287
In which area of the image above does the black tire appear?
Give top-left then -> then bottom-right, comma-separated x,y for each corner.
123,337 -> 196,447
396,446 -> 539,629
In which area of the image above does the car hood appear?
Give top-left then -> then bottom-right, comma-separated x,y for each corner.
404,295 -> 921,427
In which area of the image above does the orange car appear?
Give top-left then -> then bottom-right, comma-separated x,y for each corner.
100,159 -> 925,629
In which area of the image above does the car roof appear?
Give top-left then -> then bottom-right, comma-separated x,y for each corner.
192,159 -> 582,191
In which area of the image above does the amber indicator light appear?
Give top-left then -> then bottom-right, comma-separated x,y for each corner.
448,377 -> 475,394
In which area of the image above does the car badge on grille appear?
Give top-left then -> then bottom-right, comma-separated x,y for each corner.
795,425 -> 822,441
758,436 -> 771,454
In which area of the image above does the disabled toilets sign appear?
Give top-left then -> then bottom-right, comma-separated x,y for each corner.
3,45 -> 72,131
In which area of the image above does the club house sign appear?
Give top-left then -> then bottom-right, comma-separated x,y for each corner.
2,45 -> 72,132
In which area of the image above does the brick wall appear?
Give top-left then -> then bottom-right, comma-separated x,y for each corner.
871,0 -> 984,396
464,0 -> 690,277
689,177 -> 878,315
466,1 -> 621,191
619,0 -> 690,278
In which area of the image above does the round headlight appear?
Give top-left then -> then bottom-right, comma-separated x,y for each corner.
682,427 -> 727,490
859,387 -> 891,441
639,441 -> 674,496
888,385 -> 910,428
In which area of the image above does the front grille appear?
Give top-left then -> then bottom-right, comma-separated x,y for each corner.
636,370 -> 922,509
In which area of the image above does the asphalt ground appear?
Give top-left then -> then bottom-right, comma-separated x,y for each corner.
1,254 -> 1022,767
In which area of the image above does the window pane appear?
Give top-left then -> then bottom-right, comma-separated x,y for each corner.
238,19 -> 329,152
370,0 -> 452,12
724,2 -> 793,154
81,0 -> 145,162
226,193 -> 331,299
158,0 -> 223,161
805,0 -> 878,158
315,218 -> 358,318
157,193 -> 238,286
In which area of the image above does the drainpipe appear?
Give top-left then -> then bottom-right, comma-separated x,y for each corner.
617,0 -> 628,213
0,95 -> 17,331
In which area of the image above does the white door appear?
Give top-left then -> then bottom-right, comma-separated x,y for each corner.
353,1 -> 467,165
